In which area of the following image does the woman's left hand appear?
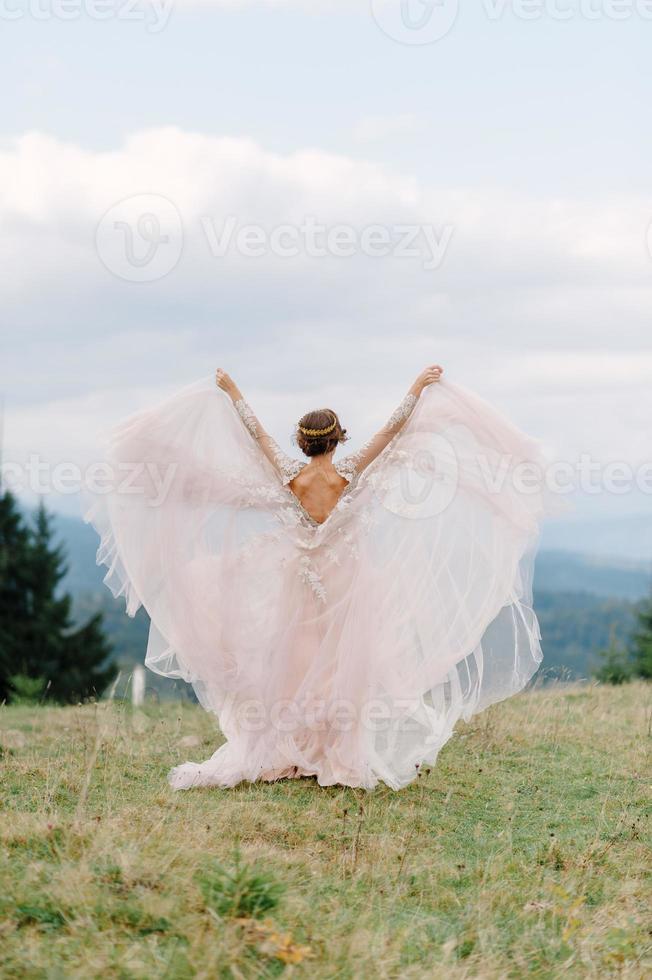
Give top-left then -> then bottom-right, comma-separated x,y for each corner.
412,364 -> 444,395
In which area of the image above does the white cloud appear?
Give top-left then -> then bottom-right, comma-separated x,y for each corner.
1,125 -> 651,518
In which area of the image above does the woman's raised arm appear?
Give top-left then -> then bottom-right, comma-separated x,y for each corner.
337,364 -> 443,480
215,369 -> 303,483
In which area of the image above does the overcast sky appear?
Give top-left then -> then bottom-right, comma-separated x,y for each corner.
1,1 -> 651,524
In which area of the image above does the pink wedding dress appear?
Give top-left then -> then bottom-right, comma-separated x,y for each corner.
86,377 -> 548,791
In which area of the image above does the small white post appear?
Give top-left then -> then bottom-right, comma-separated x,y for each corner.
132,665 -> 146,707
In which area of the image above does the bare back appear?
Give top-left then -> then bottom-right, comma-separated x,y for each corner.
221,373 -> 435,526
289,462 -> 349,525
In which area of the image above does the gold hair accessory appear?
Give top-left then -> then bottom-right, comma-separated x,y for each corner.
298,419 -> 337,437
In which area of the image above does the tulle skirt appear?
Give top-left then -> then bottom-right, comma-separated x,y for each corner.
85,377 -> 550,790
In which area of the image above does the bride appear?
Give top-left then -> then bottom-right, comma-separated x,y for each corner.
87,364 -> 548,791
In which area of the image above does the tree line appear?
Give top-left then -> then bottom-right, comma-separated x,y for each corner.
0,490 -> 116,704
594,600 -> 652,685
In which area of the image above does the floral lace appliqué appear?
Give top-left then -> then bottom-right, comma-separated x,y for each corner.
298,555 -> 327,603
270,444 -> 305,485
334,458 -> 358,482
234,399 -> 258,437
386,393 -> 418,428
335,394 -> 418,481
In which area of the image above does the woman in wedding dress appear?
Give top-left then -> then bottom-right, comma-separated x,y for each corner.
86,364 -> 548,791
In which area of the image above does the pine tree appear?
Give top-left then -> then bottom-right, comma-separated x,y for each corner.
58,611 -> 116,704
27,501 -> 117,702
0,490 -> 34,701
0,496 -> 117,703
629,592 -> 652,680
22,502 -> 72,695
593,631 -> 631,685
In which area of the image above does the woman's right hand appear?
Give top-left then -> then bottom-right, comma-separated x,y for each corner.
411,364 -> 443,396
215,369 -> 242,402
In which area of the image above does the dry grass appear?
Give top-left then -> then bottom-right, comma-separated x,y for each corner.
1,681 -> 651,978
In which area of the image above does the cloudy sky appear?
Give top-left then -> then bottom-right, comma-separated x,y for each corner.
1,1 -> 651,526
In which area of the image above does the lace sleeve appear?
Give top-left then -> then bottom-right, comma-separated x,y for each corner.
335,392 -> 418,482
268,443 -> 305,485
234,399 -> 259,437
233,399 -> 304,485
385,393 -> 418,429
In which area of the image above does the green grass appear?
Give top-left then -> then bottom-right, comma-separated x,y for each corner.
1,682 -> 651,978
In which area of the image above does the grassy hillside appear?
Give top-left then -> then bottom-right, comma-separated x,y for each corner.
1,682 -> 650,978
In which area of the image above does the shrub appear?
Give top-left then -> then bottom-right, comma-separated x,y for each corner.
196,851 -> 285,920
593,639 -> 632,686
8,674 -> 47,705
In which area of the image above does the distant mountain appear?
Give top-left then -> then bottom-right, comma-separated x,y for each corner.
542,514 -> 652,564
534,591 -> 636,680
534,550 -> 650,601
45,512 -> 648,684
52,512 -> 108,598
